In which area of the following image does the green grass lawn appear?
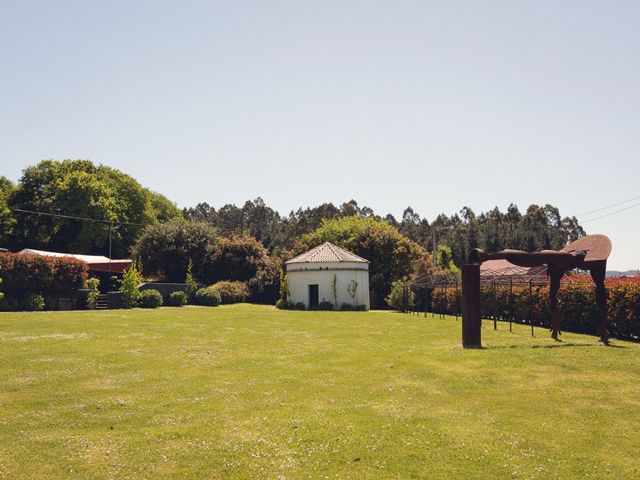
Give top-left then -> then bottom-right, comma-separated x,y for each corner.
1,305 -> 639,479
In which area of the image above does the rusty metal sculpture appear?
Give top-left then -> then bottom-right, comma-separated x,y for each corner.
462,234 -> 612,348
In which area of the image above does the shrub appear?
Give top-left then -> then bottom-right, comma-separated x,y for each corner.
431,276 -> 640,340
0,253 -> 88,296
139,289 -> 163,308
340,302 -> 354,311
315,300 -> 334,311
132,219 -> 218,282
167,291 -> 188,307
292,302 -> 306,310
211,281 -> 249,304
386,278 -> 414,312
0,295 -> 18,311
120,263 -> 143,308
85,277 -> 100,310
275,299 -> 292,309
194,287 -> 221,306
184,259 -> 199,302
204,236 -> 271,284
19,292 -> 45,311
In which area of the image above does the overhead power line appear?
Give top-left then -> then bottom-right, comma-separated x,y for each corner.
576,194 -> 640,217
579,201 -> 640,224
10,208 -> 144,226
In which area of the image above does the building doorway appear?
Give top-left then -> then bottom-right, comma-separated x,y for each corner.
308,284 -> 319,308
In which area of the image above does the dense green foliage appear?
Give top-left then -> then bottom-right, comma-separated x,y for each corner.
1,305 -> 639,479
84,277 -> 100,310
194,286 -> 221,306
185,198 -> 585,267
4,160 -> 180,257
18,292 -> 45,311
386,277 -> 415,312
167,290 -> 188,307
207,235 -> 273,283
120,264 -> 143,308
2,161 -> 587,308
133,219 -> 217,282
0,252 -> 88,299
297,216 -> 428,300
210,280 -> 249,304
138,289 -> 163,308
431,277 -> 640,340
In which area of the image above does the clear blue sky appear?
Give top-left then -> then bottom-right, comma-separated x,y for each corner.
1,1 -> 638,270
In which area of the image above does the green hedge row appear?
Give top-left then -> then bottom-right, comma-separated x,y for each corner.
431,277 -> 640,340
0,253 -> 88,295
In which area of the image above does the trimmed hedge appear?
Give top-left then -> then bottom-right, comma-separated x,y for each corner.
431,277 -> 640,340
167,291 -> 188,307
139,289 -> 163,308
211,281 -> 248,304
0,253 -> 88,295
194,287 -> 221,306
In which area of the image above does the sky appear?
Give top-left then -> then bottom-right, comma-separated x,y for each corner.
1,1 -> 639,270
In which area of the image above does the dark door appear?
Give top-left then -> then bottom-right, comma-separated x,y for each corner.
309,284 -> 319,308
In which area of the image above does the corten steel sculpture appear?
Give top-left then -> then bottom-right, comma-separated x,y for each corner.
461,234 -> 612,348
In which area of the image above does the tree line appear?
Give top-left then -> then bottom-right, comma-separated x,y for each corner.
183,200 -> 585,266
1,160 -> 585,267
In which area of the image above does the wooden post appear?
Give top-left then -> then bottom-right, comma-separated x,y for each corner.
462,264 -> 482,348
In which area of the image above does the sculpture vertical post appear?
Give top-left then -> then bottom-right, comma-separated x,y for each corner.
548,267 -> 564,341
462,263 -> 482,348
589,260 -> 609,345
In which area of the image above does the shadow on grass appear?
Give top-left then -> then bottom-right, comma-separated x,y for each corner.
482,342 -> 628,350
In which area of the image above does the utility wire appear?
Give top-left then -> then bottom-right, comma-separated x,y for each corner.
576,194 -> 640,217
10,208 -> 144,226
579,201 -> 640,224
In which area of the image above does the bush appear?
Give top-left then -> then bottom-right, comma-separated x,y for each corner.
120,264 -> 143,308
133,219 -> 218,283
275,299 -> 292,309
211,281 -> 249,304
315,300 -> 334,311
167,291 -> 187,307
139,289 -> 163,308
386,278 -> 414,312
194,287 -> 221,306
340,302 -> 354,311
85,277 -> 100,310
19,292 -> 45,311
431,276 -> 640,340
0,253 -> 88,296
292,302 -> 306,310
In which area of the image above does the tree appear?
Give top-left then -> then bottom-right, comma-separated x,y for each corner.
204,235 -> 271,283
0,177 -> 15,246
146,190 -> 182,224
241,197 -> 282,250
6,160 -> 178,257
296,216 -> 429,302
132,219 -> 218,282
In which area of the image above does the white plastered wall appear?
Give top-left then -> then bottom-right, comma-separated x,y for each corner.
286,261 -> 370,310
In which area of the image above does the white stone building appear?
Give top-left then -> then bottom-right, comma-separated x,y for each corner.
285,242 -> 370,310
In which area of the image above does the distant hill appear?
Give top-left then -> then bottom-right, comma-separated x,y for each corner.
606,270 -> 640,277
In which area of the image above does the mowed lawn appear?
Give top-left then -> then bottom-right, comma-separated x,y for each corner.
1,306 -> 639,479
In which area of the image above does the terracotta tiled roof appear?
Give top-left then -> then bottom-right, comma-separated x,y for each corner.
285,242 -> 369,264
